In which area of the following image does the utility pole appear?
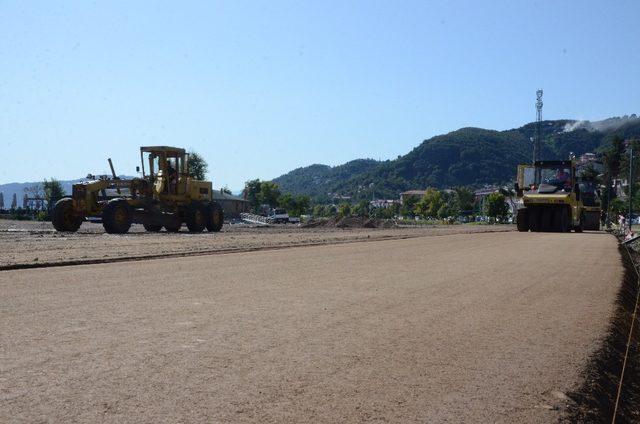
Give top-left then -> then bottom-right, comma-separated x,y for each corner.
629,143 -> 634,231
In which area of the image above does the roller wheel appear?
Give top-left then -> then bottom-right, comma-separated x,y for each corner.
102,199 -> 132,234
186,202 -> 206,232
575,213 -> 584,233
52,198 -> 83,232
143,223 -> 162,232
540,208 -> 553,232
206,202 -> 224,232
557,208 -> 570,233
528,208 -> 540,232
516,209 -> 529,232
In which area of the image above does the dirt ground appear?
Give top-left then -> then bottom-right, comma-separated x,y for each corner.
0,230 -> 621,423
0,219 -> 513,269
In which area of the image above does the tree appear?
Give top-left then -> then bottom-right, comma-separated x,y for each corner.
43,179 -> 65,207
353,200 -> 370,217
484,192 -> 509,220
454,187 -> 475,213
243,179 -> 262,211
0,192 -> 4,209
257,181 -> 281,208
291,195 -> 310,217
338,203 -> 351,217
187,151 -> 208,180
11,193 -> 17,209
312,204 -> 326,217
400,195 -> 419,218
610,198 -> 626,216
416,188 -> 444,219
605,135 -> 626,178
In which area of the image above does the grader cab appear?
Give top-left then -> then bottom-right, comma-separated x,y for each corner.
52,146 -> 224,234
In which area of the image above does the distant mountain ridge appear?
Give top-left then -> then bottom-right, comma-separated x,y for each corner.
273,116 -> 640,201
0,176 -> 133,208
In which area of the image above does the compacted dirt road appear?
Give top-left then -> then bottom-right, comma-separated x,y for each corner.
1,231 -> 620,423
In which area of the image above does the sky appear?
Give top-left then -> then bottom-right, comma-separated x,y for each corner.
1,0 -> 639,190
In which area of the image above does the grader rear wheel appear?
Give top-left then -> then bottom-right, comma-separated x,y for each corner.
102,199 -> 132,234
164,218 -> 182,232
206,202 -> 224,232
186,202 -> 207,232
52,198 -> 83,232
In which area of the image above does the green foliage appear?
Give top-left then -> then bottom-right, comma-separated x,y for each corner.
353,200 -> 370,217
371,203 -> 399,219
610,198 -> 627,216
484,192 -> 509,219
279,193 -> 310,217
400,195 -> 419,218
243,179 -> 262,211
243,179 -> 282,211
312,204 -> 326,217
187,151 -> 208,180
415,188 -> 443,218
454,187 -> 475,212
43,178 -> 65,206
337,203 -> 351,217
258,181 -> 281,208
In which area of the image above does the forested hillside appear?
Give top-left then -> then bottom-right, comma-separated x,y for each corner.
273,117 -> 640,201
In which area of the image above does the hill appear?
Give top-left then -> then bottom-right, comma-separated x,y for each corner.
273,116 -> 640,201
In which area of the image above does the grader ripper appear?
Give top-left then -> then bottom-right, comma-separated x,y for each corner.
514,159 -> 599,232
52,146 -> 224,234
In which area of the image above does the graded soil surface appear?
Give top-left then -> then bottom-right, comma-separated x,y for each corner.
0,220 -> 513,268
1,231 -> 621,422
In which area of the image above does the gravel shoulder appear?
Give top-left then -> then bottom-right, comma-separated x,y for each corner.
0,231 -> 621,422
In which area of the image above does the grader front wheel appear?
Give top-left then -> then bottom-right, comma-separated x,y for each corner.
52,198 -> 83,232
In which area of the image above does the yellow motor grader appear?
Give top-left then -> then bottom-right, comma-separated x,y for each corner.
52,146 -> 224,234
514,160 -> 587,232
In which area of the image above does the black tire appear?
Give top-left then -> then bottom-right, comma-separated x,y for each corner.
186,202 -> 206,232
575,213 -> 584,233
206,202 -> 224,232
557,208 -> 570,233
52,198 -> 83,232
528,208 -> 540,232
540,208 -> 553,232
102,199 -> 132,234
516,209 -> 529,232
164,221 -> 182,232
143,223 -> 162,232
